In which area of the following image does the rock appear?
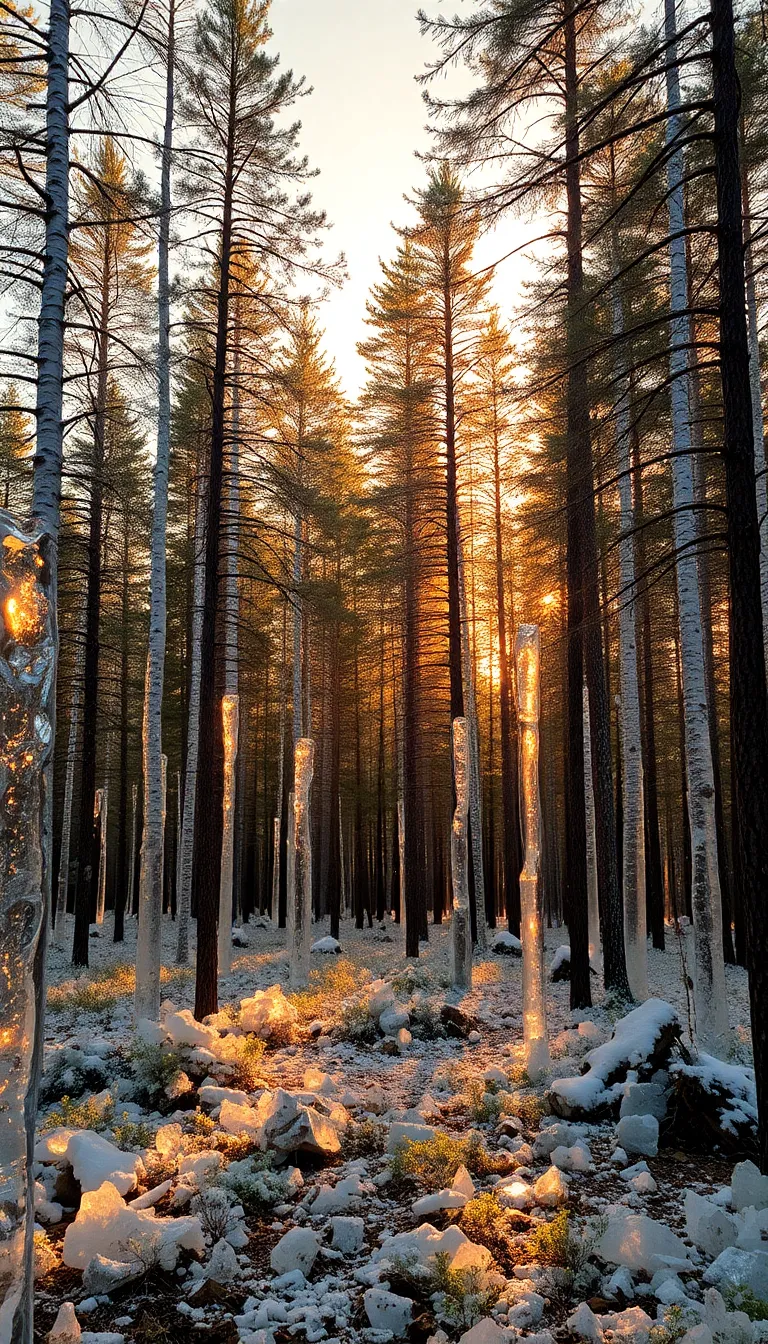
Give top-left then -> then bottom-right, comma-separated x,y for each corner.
468,1030 -> 482,1044
606,1267 -> 635,1300
680,1328 -> 714,1344
199,1084 -> 250,1111
598,1213 -> 689,1274
413,1188 -> 470,1216
684,1191 -> 738,1259
732,1160 -> 768,1213
533,1167 -> 569,1207
669,1057 -> 758,1155
704,1245 -> 768,1299
609,1306 -> 654,1344
63,1181 -> 204,1272
387,1121 -> 436,1153
330,1215 -> 365,1253
551,1143 -> 593,1173
495,1176 -> 533,1210
374,1222 -> 492,1274
207,1238 -> 239,1282
178,1149 -> 224,1186
364,1289 -> 413,1337
270,1227 -> 320,1276
165,1070 -> 193,1100
312,1174 -> 366,1215
264,1091 -> 344,1156
368,981 -> 396,1020
550,946 -> 572,982
620,1083 -> 667,1121
533,1122 -> 580,1160
154,1123 -> 184,1158
440,1005 -> 477,1038
135,1019 -> 166,1047
131,1180 -> 173,1210
65,1132 -> 140,1197
490,930 -> 522,956
458,1321 -> 509,1344
48,1303 -> 81,1344
628,1171 -> 657,1196
311,936 -> 341,954
82,1256 -> 137,1295
240,985 -> 298,1039
549,1000 -> 681,1120
567,1303 -> 604,1342
699,1289 -> 752,1344
616,1114 -> 659,1158
379,1007 -> 410,1035
397,1028 -> 412,1052
453,1165 -> 475,1198
165,1008 -> 219,1050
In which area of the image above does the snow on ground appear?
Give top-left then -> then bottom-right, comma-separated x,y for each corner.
36,916 -> 759,1344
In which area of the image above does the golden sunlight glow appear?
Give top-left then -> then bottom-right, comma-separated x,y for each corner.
4,573 -> 47,643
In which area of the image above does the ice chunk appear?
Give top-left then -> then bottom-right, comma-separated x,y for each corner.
165,1009 -> 219,1050
704,1245 -> 768,1298
567,1303 -> 604,1342
48,1302 -> 81,1344
731,1160 -> 768,1213
534,1167 -> 569,1207
616,1115 -> 659,1158
387,1121 -> 436,1153
684,1190 -> 737,1259
239,985 -> 298,1039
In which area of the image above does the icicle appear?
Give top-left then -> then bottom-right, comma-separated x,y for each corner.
0,511 -> 55,1344
582,683 -> 601,968
516,624 -> 550,1080
218,692 -> 239,976
289,740 -> 314,988
450,717 -> 472,990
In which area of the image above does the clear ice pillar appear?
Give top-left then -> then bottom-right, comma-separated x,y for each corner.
515,623 -> 550,1080
289,739 -> 314,989
450,716 -> 472,990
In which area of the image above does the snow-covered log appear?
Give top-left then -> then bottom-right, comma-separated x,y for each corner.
516,623 -> 549,1079
0,512 -> 55,1343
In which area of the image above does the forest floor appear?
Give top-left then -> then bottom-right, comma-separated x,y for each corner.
34,917 -> 761,1344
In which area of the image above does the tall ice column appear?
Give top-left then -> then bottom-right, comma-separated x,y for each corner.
0,512 -> 55,1342
516,623 -> 550,1079
289,740 -> 314,988
450,716 -> 472,990
218,692 -> 239,975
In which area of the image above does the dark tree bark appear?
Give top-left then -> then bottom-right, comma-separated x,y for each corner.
114,517 -> 130,943
709,0 -> 768,1169
492,419 -> 521,935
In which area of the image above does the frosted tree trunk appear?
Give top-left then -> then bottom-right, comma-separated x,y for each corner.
218,345 -> 240,975
271,606 -> 287,918
0,513 -> 55,1344
289,739 -> 314,988
612,261 -> 647,999
742,168 -> 768,665
665,0 -> 729,1054
516,623 -> 550,1079
218,694 -> 239,975
94,787 -> 108,925
397,798 -> 405,936
583,684 -> 600,964
457,515 -> 486,949
293,516 -> 303,745
450,717 -> 472,990
136,1 -> 176,1018
54,659 -> 82,948
176,473 -> 205,964
127,783 -> 137,919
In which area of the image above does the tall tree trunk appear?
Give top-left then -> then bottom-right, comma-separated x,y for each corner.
176,466 -> 205,963
193,94 -> 236,1018
611,226 -> 647,998
740,147 -> 768,667
709,0 -> 768,1154
217,328 -> 240,978
664,0 -> 729,1051
135,0 -> 175,1018
72,242 -> 111,967
564,0 -> 627,1002
114,523 -> 130,942
492,406 -> 521,934
54,636 -> 82,946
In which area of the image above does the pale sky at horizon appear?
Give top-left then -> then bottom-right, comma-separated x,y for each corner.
269,0 -> 538,398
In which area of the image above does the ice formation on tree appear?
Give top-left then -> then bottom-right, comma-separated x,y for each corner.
0,512 -> 55,1343
289,739 -> 314,988
450,716 -> 472,990
218,691 -> 239,976
515,623 -> 550,1079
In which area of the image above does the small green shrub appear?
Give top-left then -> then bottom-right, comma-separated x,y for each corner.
218,1152 -> 290,1212
391,1131 -> 501,1190
465,1080 -> 504,1124
342,1118 -> 388,1159
458,1193 -> 518,1270
112,1119 -> 155,1151
129,1041 -> 183,1099
334,1000 -> 378,1045
42,1093 -> 115,1132
409,1001 -> 447,1041
724,1286 -> 768,1321
650,1305 -> 694,1344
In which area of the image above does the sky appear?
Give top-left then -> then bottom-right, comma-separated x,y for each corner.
269,0 -> 537,398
